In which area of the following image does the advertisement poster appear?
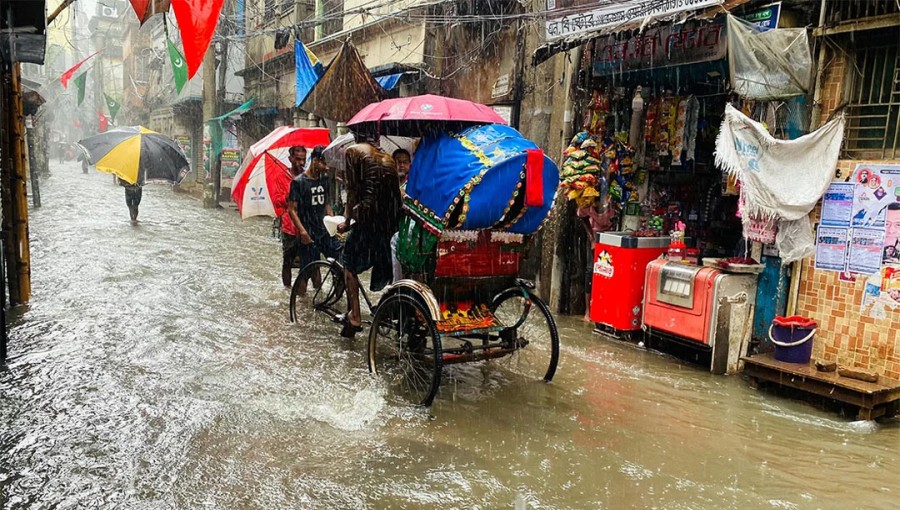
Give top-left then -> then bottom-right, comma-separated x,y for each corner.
814,226 -> 848,272
820,182 -> 854,227
202,124 -> 211,180
848,227 -> 885,275
850,164 -> 900,228
220,149 -> 241,190
174,134 -> 192,162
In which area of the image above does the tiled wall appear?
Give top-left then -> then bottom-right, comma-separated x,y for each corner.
795,46 -> 900,381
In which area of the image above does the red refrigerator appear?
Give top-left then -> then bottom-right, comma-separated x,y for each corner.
590,232 -> 669,332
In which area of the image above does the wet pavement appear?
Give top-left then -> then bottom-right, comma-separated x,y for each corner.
1,162 -> 898,509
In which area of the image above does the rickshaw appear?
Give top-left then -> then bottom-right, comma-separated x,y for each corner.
290,114 -> 560,406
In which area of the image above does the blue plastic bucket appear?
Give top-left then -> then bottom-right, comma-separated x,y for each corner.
769,323 -> 816,364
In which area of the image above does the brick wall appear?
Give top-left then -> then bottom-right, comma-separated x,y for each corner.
795,46 -> 900,381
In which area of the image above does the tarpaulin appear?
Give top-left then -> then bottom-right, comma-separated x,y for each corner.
404,124 -> 558,234
715,104 -> 845,262
301,41 -> 385,122
375,73 -> 403,91
727,14 -> 812,100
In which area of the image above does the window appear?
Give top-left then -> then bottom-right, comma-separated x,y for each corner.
265,0 -> 276,21
843,32 -> 900,160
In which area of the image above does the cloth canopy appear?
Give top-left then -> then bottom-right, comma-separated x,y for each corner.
715,104 -> 845,262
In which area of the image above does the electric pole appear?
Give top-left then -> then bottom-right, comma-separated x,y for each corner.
201,41 -> 217,208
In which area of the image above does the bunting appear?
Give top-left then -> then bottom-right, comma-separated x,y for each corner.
74,72 -> 87,106
98,111 -> 109,133
171,0 -> 226,79
129,0 -> 171,25
60,51 -> 100,88
167,39 -> 189,93
105,94 -> 121,122
295,41 -> 324,107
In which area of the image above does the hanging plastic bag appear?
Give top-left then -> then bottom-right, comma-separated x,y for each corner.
776,217 -> 815,264
727,15 -> 812,100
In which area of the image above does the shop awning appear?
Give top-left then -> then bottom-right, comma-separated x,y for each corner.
532,0 -> 751,66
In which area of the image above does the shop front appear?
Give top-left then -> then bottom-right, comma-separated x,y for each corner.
565,12 -> 804,371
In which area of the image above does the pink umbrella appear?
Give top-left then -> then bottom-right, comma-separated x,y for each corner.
347,94 -> 507,136
231,127 -> 331,219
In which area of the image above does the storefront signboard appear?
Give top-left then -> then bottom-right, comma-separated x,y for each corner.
740,2 -> 781,30
545,0 -> 723,41
591,18 -> 727,76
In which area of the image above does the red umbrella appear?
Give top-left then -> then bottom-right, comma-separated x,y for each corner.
231,127 -> 331,219
347,94 -> 507,136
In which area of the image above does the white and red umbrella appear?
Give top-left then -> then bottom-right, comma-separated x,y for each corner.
231,127 -> 331,219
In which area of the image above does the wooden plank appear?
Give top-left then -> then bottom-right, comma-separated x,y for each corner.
742,353 -> 900,395
814,13 -> 900,36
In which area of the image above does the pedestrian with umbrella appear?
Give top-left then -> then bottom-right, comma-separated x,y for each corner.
77,126 -> 189,223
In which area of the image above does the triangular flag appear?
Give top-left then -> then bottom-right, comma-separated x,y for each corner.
171,0 -> 225,79
129,0 -> 171,24
295,41 -> 324,107
104,94 -> 121,122
98,111 -> 109,133
74,72 -> 87,106
61,51 -> 100,88
209,97 -> 254,122
167,39 -> 189,93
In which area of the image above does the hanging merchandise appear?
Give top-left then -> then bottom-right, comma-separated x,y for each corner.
171,0 -> 226,79
727,15 -> 813,100
715,104 -> 845,263
73,72 -> 87,106
167,39 -> 188,94
560,130 -> 636,211
683,96 -> 700,162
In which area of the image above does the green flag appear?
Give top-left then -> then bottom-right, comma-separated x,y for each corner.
74,72 -> 87,106
104,94 -> 121,123
167,39 -> 188,94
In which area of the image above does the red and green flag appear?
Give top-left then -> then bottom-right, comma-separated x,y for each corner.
74,72 -> 87,106
60,51 -> 100,88
167,38 -> 188,93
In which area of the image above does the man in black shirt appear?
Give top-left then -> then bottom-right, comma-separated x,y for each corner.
287,145 -> 339,294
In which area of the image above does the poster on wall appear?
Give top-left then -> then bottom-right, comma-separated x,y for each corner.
848,227 -> 884,275
220,149 -> 241,190
174,134 -> 192,166
814,226 -> 848,272
850,164 -> 900,228
820,182 -> 854,227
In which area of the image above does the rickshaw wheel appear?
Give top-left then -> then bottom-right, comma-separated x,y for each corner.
290,260 -> 345,323
368,293 -> 442,407
491,288 -> 560,382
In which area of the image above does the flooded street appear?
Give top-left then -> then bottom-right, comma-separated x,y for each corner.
1,163 -> 898,509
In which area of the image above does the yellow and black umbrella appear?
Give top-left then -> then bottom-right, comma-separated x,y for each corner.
77,126 -> 190,184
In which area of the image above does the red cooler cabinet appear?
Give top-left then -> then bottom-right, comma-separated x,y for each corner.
590,232 -> 669,331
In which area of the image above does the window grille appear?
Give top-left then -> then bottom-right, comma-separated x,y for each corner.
827,0 -> 899,24
843,37 -> 900,160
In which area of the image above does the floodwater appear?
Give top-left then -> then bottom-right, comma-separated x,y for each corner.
1,162 -> 898,509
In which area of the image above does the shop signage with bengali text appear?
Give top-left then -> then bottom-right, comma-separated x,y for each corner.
545,0 -> 723,41
592,17 -> 726,76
